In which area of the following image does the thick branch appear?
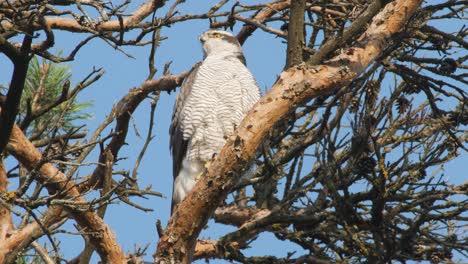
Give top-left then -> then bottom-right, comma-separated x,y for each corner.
0,158 -> 12,244
307,0 -> 386,65
0,206 -> 65,263
236,1 -> 290,45
5,124 -> 126,263
0,34 -> 32,153
285,0 -> 305,68
75,72 -> 187,192
0,71 -> 187,262
0,36 -> 21,61
1,0 -> 168,33
155,0 -> 424,263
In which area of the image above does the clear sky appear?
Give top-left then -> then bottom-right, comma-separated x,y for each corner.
0,1 -> 466,263
66,2 -> 293,262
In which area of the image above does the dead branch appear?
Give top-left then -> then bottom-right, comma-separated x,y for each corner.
155,0 -> 424,262
4,123 -> 126,263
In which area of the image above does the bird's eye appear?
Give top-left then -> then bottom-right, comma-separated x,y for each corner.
212,33 -> 222,38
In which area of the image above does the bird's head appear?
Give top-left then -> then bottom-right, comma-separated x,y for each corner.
199,30 -> 242,57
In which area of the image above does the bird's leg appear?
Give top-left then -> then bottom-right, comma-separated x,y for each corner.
204,160 -> 211,170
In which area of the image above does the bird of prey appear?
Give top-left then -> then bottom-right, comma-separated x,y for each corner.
169,29 -> 260,211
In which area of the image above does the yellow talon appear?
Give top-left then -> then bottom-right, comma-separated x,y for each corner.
204,161 -> 211,169
195,172 -> 203,181
195,161 -> 212,181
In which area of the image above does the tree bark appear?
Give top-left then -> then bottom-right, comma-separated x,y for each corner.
0,0 -> 168,33
236,1 -> 290,45
285,0 -> 305,68
154,0 -> 424,263
0,72 -> 185,263
4,124 -> 127,263
0,158 -> 13,264
0,34 -> 32,153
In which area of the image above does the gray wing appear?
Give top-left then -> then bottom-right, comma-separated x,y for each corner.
169,63 -> 201,178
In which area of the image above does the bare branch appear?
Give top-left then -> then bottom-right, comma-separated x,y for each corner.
285,0 -> 305,68
4,123 -> 126,263
155,0 -> 425,262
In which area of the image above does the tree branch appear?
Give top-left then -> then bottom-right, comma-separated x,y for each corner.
155,0 -> 424,262
4,124 -> 126,263
0,204 -> 67,263
236,1 -> 290,45
0,70 -> 187,262
0,36 -> 21,61
74,72 -> 187,192
285,0 -> 305,68
0,157 -> 12,243
307,0 -> 386,65
0,33 -> 32,153
1,0 -> 168,33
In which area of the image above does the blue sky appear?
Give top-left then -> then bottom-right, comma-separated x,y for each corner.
66,3 -> 292,261
0,1 -> 290,262
0,1 -> 466,263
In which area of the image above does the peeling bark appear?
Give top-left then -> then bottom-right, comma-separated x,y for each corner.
0,158 -> 13,263
155,0 -> 424,262
0,0 -> 168,33
285,0 -> 305,68
0,72 -> 186,263
5,124 -> 127,263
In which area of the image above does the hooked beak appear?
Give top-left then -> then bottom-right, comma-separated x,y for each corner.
199,34 -> 206,43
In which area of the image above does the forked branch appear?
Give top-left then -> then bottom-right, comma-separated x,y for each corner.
155,0 -> 424,262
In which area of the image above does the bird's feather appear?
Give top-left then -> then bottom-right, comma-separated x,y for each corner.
169,30 -> 260,211
169,63 -> 201,178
